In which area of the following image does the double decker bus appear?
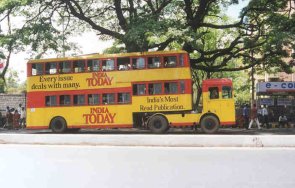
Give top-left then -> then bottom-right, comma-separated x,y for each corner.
26,50 -> 235,134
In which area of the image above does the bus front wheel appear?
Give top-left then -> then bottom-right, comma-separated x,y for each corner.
148,115 -> 169,134
200,115 -> 219,134
50,117 -> 67,133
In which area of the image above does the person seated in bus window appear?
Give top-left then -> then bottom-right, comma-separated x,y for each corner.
209,88 -> 219,99
164,56 -> 177,67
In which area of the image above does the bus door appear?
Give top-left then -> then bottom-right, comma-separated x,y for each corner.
206,86 -> 222,115
219,85 -> 235,123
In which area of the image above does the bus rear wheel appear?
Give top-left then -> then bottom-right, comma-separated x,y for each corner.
148,115 -> 169,134
200,115 -> 219,134
50,117 -> 67,133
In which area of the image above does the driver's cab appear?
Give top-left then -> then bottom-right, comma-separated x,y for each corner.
201,78 -> 235,124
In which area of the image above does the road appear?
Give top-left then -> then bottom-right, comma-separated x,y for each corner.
1,127 -> 295,135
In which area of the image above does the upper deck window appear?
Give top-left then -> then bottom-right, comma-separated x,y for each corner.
32,63 -> 43,75
73,60 -> 85,73
132,58 -> 145,69
87,60 -> 100,72
59,61 -> 71,74
164,56 -> 177,68
179,54 -> 184,66
117,57 -> 130,70
222,86 -> 232,99
45,62 -> 57,74
148,57 -> 161,68
102,59 -> 115,71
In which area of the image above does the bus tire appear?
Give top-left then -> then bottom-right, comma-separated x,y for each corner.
200,115 -> 219,134
50,117 -> 67,133
148,115 -> 169,134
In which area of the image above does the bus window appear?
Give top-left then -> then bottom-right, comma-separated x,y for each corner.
45,62 -> 57,74
179,54 -> 184,66
148,83 -> 162,95
117,57 -> 130,70
45,96 -> 57,106
102,59 -> 115,71
32,63 -> 43,75
60,95 -> 71,106
148,57 -> 161,68
88,94 -> 100,105
132,57 -> 145,69
209,87 -> 219,99
222,86 -> 232,99
59,61 -> 71,74
102,93 -> 115,104
133,84 -> 146,95
180,81 -> 185,93
164,56 -> 177,67
164,82 -> 178,94
87,60 -> 100,72
118,93 -> 131,104
73,60 -> 85,73
74,95 -> 85,105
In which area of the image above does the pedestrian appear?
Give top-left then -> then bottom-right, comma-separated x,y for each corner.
20,107 -> 26,128
257,105 -> 262,123
278,114 -> 289,128
261,105 -> 270,129
248,104 -> 261,129
242,104 -> 249,129
13,110 -> 20,129
5,107 -> 13,129
17,104 -> 22,114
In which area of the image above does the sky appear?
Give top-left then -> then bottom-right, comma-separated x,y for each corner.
5,0 -> 249,82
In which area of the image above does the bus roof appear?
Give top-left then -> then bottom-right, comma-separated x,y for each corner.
27,50 -> 188,64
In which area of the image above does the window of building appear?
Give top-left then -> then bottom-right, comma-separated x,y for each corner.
73,60 -> 85,73
32,63 -> 43,75
148,83 -> 162,95
45,96 -> 57,106
45,62 -> 57,74
117,57 -> 130,70
164,56 -> 177,67
132,57 -> 145,69
60,95 -> 71,106
222,86 -> 232,99
102,93 -> 115,104
88,94 -> 100,105
74,95 -> 85,105
148,57 -> 161,68
59,61 -> 71,74
164,82 -> 178,94
133,84 -> 146,95
87,60 -> 100,72
102,59 -> 115,71
209,87 -> 219,99
118,93 -> 131,104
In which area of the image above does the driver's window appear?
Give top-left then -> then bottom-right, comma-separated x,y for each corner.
209,87 -> 219,99
222,86 -> 232,99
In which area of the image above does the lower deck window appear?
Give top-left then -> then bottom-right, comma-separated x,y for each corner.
74,95 -> 85,105
88,94 -> 100,105
118,93 -> 130,103
102,93 -> 115,104
164,82 -> 178,94
60,95 -> 71,106
45,96 -> 57,106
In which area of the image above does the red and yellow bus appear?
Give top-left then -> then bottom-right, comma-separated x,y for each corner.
26,50 -> 235,133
